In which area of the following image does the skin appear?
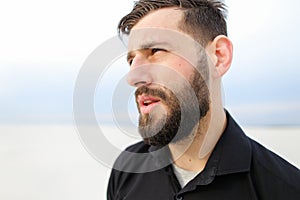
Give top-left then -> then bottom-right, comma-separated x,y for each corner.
126,8 -> 233,172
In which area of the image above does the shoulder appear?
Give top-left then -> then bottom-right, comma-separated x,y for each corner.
110,140 -> 170,175
124,141 -> 151,153
249,138 -> 300,196
107,141 -> 149,199
250,138 -> 299,179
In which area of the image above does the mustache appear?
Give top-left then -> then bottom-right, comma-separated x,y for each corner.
135,86 -> 167,101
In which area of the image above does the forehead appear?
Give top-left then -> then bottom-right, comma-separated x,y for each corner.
128,8 -> 191,48
132,7 -> 183,30
128,8 -> 183,49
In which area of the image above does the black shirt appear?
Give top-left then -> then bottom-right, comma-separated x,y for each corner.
107,112 -> 300,200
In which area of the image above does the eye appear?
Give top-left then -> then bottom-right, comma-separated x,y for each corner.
127,55 -> 133,66
151,48 -> 165,54
128,58 -> 133,66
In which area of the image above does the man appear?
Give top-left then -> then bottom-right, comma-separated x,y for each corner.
107,0 -> 300,199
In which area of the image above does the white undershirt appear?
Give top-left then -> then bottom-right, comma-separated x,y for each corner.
172,164 -> 200,188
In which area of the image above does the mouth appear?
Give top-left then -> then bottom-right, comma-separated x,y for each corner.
137,94 -> 161,114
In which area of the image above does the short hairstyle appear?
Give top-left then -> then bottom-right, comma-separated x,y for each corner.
118,0 -> 228,46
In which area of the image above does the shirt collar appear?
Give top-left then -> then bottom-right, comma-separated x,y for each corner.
213,111 -> 252,176
188,110 -> 252,188
148,111 -> 252,185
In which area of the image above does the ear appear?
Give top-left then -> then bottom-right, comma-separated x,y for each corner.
210,35 -> 233,78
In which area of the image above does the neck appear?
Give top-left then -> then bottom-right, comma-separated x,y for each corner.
169,106 -> 226,172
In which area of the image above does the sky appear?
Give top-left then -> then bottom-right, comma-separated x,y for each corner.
0,0 -> 300,126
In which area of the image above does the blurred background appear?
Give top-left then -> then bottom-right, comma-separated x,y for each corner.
0,0 -> 299,199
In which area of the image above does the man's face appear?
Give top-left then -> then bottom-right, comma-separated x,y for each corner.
126,8 -> 211,146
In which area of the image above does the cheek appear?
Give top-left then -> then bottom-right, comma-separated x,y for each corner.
169,58 -> 195,81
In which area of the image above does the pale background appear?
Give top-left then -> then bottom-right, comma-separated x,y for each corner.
0,0 -> 299,199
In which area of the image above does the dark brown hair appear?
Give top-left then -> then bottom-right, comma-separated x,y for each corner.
118,0 -> 228,45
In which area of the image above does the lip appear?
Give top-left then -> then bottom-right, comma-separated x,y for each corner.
137,94 -> 161,114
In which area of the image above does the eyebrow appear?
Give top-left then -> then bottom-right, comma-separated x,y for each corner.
127,41 -> 171,62
140,41 -> 170,49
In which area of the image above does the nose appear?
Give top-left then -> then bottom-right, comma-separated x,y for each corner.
126,53 -> 153,87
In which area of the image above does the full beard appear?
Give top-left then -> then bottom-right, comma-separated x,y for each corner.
135,71 -> 210,147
